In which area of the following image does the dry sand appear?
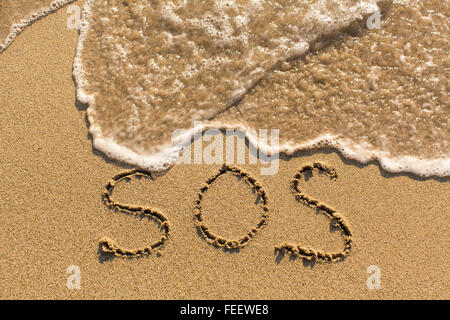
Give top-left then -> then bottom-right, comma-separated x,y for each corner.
0,3 -> 449,299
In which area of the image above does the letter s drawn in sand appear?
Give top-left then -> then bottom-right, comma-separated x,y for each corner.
275,163 -> 353,263
100,169 -> 170,257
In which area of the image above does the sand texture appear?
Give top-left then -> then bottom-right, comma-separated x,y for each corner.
0,2 -> 449,299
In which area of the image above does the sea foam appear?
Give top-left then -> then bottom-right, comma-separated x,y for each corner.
70,0 -> 449,177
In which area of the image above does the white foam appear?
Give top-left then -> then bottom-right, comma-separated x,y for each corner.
80,112 -> 450,177
73,0 -> 449,178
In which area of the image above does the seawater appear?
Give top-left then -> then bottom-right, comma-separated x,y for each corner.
1,0 -> 448,177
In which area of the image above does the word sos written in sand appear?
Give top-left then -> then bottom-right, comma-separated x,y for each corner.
99,163 -> 352,263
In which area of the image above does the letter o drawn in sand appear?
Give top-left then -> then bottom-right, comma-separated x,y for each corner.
194,164 -> 269,250
100,169 -> 170,257
275,163 -> 353,263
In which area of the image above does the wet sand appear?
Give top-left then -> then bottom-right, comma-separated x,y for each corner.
0,3 -> 449,299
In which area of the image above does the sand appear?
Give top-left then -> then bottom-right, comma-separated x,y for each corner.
0,3 -> 449,299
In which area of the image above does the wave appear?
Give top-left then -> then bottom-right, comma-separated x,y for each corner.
0,0 -> 76,54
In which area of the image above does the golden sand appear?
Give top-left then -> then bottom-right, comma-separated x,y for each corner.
0,2 -> 449,299
0,1 -> 52,42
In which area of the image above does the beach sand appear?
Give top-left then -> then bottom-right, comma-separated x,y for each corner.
0,4 -> 449,299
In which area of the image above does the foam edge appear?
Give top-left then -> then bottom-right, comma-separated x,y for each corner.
73,0 -> 448,178
0,0 -> 77,54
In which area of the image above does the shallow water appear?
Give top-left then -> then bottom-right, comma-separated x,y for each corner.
2,0 -> 449,176
224,0 -> 449,176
